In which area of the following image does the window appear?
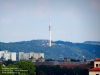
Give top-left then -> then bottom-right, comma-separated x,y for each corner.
96,64 -> 98,67
96,74 -> 99,75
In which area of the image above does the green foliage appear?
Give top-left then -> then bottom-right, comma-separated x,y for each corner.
18,73 -> 26,75
0,60 -> 36,75
4,59 -> 14,66
38,71 -> 47,75
1,65 -> 15,75
73,67 -> 89,75
15,60 -> 36,75
0,65 -> 2,75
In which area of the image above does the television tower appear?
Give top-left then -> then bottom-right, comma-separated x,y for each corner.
49,12 -> 52,47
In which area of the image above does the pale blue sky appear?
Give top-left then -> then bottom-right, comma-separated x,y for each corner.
0,0 -> 100,43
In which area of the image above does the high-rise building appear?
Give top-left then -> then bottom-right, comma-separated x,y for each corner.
0,50 -> 16,61
19,52 -> 30,60
19,52 -> 44,60
19,52 -> 24,60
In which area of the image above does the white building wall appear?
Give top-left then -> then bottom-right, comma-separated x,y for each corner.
0,50 -> 16,61
4,52 -> 10,60
19,52 -> 44,60
89,71 -> 100,75
94,61 -> 100,68
23,53 -> 30,60
39,53 -> 44,58
19,52 -> 24,60
29,52 -> 34,58
19,52 -> 30,60
11,53 -> 16,61
0,51 -> 4,58
4,52 -> 16,61
33,53 -> 40,59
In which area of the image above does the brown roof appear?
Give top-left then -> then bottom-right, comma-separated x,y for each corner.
60,64 -> 92,68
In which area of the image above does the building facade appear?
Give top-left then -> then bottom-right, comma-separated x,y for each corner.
64,58 -> 71,62
19,52 -> 44,60
0,50 -> 16,61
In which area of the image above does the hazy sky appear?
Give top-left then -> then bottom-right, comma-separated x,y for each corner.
0,0 -> 100,43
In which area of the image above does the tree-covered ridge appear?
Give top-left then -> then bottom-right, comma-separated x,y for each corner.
84,41 -> 100,45
0,40 -> 100,60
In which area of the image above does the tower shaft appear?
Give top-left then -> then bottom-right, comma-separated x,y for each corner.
49,13 -> 52,47
49,25 -> 51,46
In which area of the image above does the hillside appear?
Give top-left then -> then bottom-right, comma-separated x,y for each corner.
0,40 -> 100,60
84,41 -> 100,45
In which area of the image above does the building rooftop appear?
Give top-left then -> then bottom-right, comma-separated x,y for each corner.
94,58 -> 100,61
89,68 -> 100,71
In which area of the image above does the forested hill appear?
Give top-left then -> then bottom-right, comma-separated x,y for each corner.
0,40 -> 100,60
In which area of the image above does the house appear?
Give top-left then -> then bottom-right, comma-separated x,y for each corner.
89,58 -> 100,75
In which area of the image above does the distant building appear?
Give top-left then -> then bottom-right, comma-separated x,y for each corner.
19,52 -> 30,60
89,58 -> 100,75
23,53 -> 30,60
19,52 -> 44,60
33,53 -> 44,59
0,50 -> 16,61
19,52 -> 24,60
29,57 -> 36,62
38,57 -> 45,62
29,52 -> 44,59
64,58 -> 71,62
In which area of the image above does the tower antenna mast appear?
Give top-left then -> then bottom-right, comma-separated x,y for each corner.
49,12 -> 52,47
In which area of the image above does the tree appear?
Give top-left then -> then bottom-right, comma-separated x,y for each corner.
0,65 -> 2,75
4,59 -> 14,66
1,65 -> 14,75
38,71 -> 47,75
15,60 -> 36,75
73,67 -> 88,75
